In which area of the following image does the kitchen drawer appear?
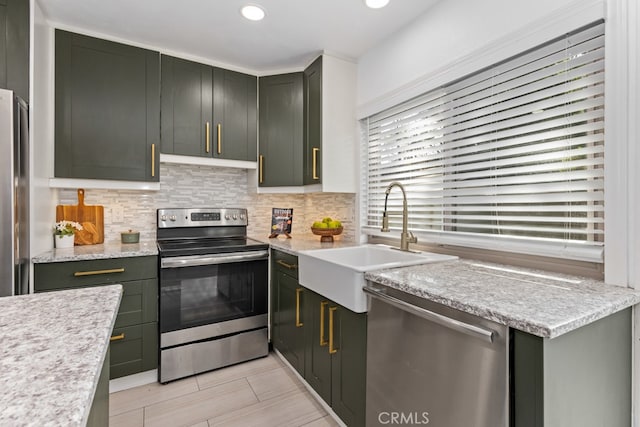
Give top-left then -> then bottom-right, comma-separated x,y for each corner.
115,279 -> 158,328
272,249 -> 298,280
34,256 -> 157,291
110,322 -> 158,379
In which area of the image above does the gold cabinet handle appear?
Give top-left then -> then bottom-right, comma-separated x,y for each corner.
259,155 -> 264,184
74,268 -> 125,277
217,123 -> 222,154
110,333 -> 125,342
206,122 -> 211,153
320,301 -> 328,346
151,143 -> 156,177
329,306 -> 338,354
276,259 -> 297,270
312,147 -> 320,180
296,288 -> 304,327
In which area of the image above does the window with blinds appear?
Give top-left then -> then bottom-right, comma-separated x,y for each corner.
364,22 -> 604,262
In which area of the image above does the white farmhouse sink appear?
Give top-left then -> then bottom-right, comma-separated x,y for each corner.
298,244 -> 457,313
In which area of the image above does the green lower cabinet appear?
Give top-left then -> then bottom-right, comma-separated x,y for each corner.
34,256 -> 158,380
304,289 -> 367,427
110,322 -> 158,379
271,269 -> 306,376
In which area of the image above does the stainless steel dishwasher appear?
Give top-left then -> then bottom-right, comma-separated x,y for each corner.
364,284 -> 508,427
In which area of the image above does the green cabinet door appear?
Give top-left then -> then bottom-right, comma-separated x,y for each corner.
0,0 -> 29,101
55,30 -> 160,181
303,289 -> 332,404
161,54 -> 212,157
272,270 -> 306,375
330,304 -> 367,427
213,67 -> 257,161
303,56 -> 322,185
258,73 -> 303,186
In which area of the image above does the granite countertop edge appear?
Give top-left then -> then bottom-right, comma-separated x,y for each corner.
32,241 -> 158,263
365,261 -> 640,339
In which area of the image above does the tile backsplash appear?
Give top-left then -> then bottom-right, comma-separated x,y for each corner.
58,163 -> 357,243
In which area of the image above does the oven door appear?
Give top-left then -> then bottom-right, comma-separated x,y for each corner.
159,250 -> 268,346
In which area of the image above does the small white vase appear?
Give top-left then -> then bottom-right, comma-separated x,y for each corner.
55,234 -> 75,249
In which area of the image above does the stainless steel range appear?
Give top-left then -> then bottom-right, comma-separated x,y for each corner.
157,208 -> 269,383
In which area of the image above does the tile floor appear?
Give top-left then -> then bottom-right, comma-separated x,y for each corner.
109,353 -> 340,427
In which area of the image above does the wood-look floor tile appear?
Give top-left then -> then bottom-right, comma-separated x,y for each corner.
302,415 -> 342,426
110,376 -> 199,417
144,378 -> 258,427
108,408 -> 144,427
208,389 -> 327,427
196,354 -> 282,391
246,366 -> 304,401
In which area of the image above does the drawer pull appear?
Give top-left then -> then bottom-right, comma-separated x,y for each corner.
329,306 -> 338,354
276,260 -> 297,270
296,288 -> 304,327
110,333 -> 125,342
74,268 -> 125,277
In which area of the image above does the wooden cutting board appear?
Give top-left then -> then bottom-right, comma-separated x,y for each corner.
56,189 -> 105,244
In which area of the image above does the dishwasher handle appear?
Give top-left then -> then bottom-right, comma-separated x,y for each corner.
363,285 -> 494,343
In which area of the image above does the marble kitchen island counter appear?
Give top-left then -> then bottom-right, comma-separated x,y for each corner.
365,259 -> 640,338
0,285 -> 122,426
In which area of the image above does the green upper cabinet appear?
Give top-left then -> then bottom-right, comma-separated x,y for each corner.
258,72 -> 304,187
55,30 -> 160,182
161,55 -> 212,157
161,55 -> 257,162
303,56 -> 322,185
258,55 -> 357,192
213,67 -> 257,161
0,0 -> 29,101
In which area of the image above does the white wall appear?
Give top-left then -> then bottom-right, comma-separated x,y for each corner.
357,0 -> 604,118
30,2 -> 57,264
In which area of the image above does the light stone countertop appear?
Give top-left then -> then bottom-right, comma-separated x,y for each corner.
249,234 -> 359,256
365,259 -> 640,339
32,240 -> 158,263
0,285 -> 122,426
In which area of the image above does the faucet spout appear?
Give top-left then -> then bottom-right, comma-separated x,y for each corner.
381,181 -> 417,251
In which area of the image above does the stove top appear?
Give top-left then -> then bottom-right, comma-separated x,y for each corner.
157,237 -> 269,257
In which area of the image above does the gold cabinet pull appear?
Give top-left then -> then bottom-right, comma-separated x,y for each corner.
329,306 -> 338,354
217,123 -> 222,154
295,288 -> 304,327
110,333 -> 125,342
151,143 -> 156,177
74,268 -> 125,277
206,122 -> 211,153
259,155 -> 264,184
320,301 -> 328,346
276,259 -> 297,270
312,147 -> 320,180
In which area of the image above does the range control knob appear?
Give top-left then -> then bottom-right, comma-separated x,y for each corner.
225,214 -> 231,220
233,214 -> 238,220
240,214 -> 246,220
161,215 -> 167,221
170,215 -> 177,221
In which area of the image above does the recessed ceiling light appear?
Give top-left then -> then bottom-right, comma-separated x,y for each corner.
365,0 -> 390,9
241,4 -> 265,21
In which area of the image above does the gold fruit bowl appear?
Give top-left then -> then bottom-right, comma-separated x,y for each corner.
311,226 -> 343,242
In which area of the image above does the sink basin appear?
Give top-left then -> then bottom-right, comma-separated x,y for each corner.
298,244 -> 457,313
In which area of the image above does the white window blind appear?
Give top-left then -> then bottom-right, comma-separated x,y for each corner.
364,22 -> 604,262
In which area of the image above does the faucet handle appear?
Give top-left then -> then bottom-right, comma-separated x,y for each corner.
408,231 -> 417,244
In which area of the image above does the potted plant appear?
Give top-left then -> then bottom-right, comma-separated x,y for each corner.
53,220 -> 83,248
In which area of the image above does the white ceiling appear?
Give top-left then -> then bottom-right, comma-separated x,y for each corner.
38,0 -> 440,74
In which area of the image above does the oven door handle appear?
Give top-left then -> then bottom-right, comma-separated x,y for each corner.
161,250 -> 269,268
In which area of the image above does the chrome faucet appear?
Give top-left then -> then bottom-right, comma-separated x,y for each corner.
381,181 -> 417,251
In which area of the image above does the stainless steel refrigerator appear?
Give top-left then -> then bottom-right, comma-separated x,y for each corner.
0,88 -> 29,297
